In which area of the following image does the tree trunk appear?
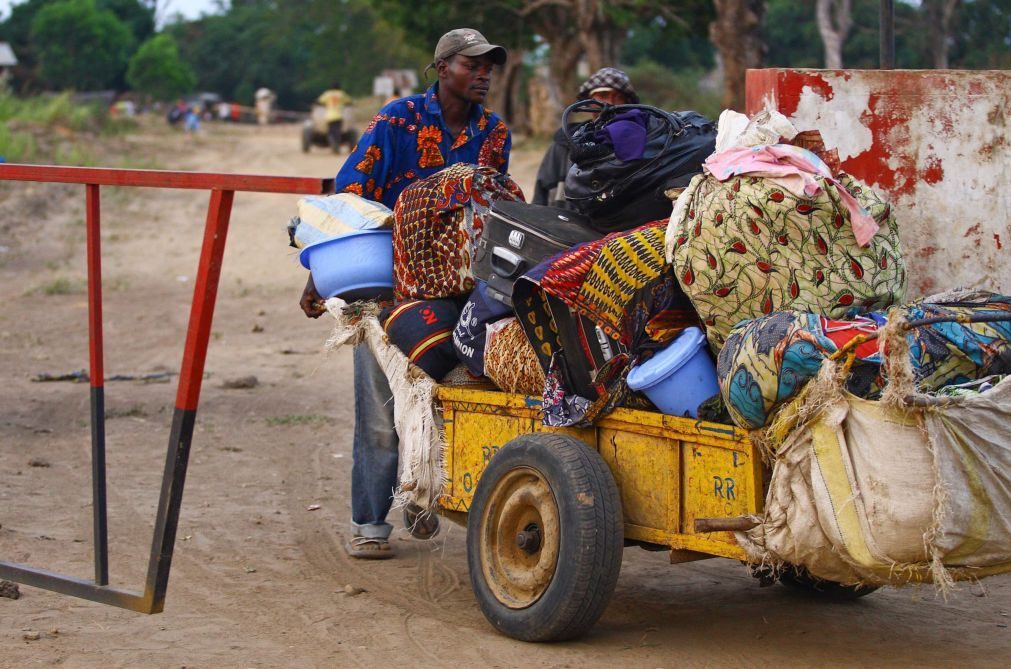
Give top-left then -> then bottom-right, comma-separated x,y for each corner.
574,0 -> 624,73
923,0 -> 960,69
487,54 -> 527,133
816,0 -> 852,69
709,0 -> 766,112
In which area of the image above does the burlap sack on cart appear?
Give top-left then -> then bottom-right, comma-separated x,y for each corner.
323,298 -> 445,511
738,355 -> 1011,589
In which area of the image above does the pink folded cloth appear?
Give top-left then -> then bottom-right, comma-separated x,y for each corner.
704,144 -> 880,246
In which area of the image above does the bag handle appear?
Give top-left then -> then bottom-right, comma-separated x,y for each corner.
560,99 -> 687,154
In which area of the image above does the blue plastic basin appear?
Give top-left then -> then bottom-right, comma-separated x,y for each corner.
626,326 -> 719,418
298,229 -> 394,301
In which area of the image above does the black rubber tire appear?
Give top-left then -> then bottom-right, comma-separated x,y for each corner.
466,433 -> 623,642
779,565 -> 880,600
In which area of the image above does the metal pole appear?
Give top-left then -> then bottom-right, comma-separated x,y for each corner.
880,0 -> 895,69
85,184 -> 109,586
143,188 -> 234,613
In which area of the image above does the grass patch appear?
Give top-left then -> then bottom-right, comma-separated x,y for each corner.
106,404 -> 147,419
38,277 -> 84,295
0,92 -> 136,164
265,414 -> 329,427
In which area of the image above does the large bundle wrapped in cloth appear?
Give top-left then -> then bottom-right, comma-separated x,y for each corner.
665,147 -> 906,351
393,163 -> 523,301
717,293 -> 1011,429
739,313 -> 1011,589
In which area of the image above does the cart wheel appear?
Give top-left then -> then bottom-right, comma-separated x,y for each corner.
779,565 -> 879,600
467,433 -> 623,641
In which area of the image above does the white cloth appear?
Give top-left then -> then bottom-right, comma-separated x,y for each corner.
324,298 -> 445,510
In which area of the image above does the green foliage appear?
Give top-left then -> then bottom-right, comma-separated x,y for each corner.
624,60 -> 722,120
0,121 -> 38,162
97,0 -> 155,45
0,0 -> 53,92
0,91 -> 130,162
167,0 -> 425,109
0,91 -> 104,130
764,0 -> 930,69
127,34 -> 196,100
621,3 -> 716,70
30,0 -> 135,90
950,0 -> 1011,69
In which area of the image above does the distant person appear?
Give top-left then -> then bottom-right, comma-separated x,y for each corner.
317,81 -> 349,153
184,106 -> 201,133
532,67 -> 639,207
167,99 -> 187,126
255,87 -> 275,126
383,87 -> 402,106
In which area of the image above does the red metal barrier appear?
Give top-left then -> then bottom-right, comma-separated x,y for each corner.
0,164 -> 333,613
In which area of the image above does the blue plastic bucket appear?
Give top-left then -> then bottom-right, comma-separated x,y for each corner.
626,327 -> 719,418
299,229 -> 394,301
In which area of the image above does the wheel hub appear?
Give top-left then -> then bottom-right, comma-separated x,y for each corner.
480,467 -> 560,609
515,524 -> 541,554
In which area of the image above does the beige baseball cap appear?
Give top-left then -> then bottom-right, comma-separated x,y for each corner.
433,28 -> 507,65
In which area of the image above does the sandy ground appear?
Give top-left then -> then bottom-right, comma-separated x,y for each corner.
0,120 -> 1009,668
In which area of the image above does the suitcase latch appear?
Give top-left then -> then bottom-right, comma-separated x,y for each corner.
508,230 -> 525,248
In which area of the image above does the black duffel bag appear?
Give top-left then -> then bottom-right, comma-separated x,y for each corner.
562,100 -> 716,233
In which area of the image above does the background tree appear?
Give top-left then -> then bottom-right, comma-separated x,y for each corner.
30,0 -> 135,91
922,0 -> 960,68
765,0 -> 927,69
126,33 -> 196,100
0,0 -> 57,92
170,0 -> 423,108
710,0 -> 766,111
98,0 -> 155,45
948,0 -> 1011,69
816,0 -> 852,68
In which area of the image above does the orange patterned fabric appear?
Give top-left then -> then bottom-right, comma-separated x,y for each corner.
393,163 -> 524,300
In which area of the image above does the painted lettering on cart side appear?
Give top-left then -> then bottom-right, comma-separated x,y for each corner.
461,445 -> 502,494
713,476 -> 736,500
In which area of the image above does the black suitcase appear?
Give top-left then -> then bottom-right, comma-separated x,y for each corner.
473,200 -> 602,306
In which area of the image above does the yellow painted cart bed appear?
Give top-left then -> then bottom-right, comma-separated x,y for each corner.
432,386 -> 859,642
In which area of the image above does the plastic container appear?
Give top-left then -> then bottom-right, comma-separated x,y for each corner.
299,229 -> 394,301
626,327 -> 719,418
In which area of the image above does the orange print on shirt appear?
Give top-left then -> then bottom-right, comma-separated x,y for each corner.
355,146 -> 382,174
416,125 -> 445,168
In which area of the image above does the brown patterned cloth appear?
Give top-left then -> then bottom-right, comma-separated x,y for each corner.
484,318 -> 545,395
392,163 -> 524,301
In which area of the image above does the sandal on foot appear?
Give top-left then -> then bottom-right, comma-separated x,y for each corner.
345,535 -> 394,559
403,503 -> 440,540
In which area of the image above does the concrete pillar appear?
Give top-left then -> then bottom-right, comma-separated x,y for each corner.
746,69 -> 1009,297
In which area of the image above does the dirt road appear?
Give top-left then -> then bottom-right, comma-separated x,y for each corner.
1,121 -> 1008,668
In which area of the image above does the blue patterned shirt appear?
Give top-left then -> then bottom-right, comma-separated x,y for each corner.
333,83 -> 512,209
